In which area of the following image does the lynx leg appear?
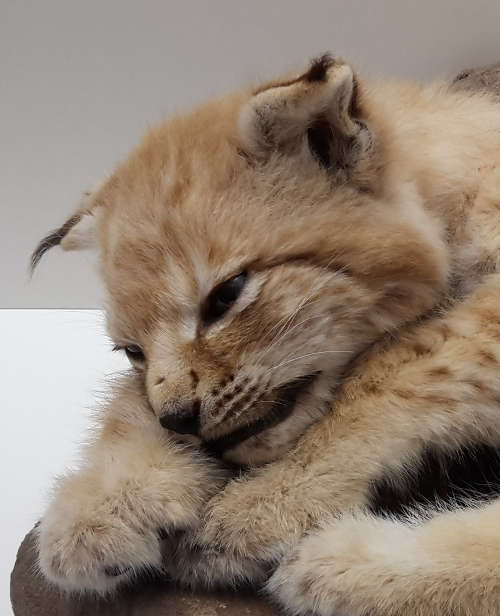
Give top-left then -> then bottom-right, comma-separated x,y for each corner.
269,500 -> 500,616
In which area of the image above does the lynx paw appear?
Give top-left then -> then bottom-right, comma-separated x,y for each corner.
194,482 -> 295,563
268,513 -> 417,616
161,484 -> 291,588
164,531 -> 271,589
37,500 -> 163,594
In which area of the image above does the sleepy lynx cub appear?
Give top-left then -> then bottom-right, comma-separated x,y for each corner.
33,54 -> 500,615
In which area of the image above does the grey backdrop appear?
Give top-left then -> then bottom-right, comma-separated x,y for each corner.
3,0 -> 500,308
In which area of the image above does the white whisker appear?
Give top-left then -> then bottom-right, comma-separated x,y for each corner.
258,312 -> 327,362
269,350 -> 351,373
256,293 -> 327,363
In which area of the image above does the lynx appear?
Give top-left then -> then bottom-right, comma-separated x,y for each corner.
33,54 -> 500,615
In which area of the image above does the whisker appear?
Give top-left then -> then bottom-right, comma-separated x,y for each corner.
256,294 -> 327,363
257,311 -> 327,362
269,350 -> 351,373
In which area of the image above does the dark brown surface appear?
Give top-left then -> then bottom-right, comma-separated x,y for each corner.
10,61 -> 500,616
10,529 -> 278,615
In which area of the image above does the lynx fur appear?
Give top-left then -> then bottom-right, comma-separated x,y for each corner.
33,54 -> 500,615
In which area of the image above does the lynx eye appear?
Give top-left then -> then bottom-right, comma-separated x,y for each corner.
203,272 -> 248,324
113,344 -> 145,364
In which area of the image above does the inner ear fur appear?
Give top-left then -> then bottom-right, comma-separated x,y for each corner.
30,186 -> 101,273
239,53 -> 373,179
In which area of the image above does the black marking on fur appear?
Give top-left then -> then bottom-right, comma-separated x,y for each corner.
305,53 -> 335,83
104,565 -> 131,577
369,442 -> 500,518
308,119 -> 333,169
253,53 -> 334,96
157,527 -> 169,541
453,70 -> 472,83
307,120 -> 359,173
203,372 -> 319,458
349,75 -> 361,117
30,213 -> 82,273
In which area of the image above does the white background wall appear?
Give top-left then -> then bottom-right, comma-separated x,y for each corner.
3,0 -> 500,308
1,310 -> 127,615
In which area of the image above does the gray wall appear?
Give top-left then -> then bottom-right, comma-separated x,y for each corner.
3,0 -> 500,308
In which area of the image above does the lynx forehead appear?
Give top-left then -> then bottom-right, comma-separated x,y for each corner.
32,54 -> 447,464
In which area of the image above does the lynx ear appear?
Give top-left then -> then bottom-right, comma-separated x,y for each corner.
239,54 -> 372,174
30,185 -> 102,273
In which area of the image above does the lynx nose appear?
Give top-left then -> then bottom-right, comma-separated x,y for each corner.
159,399 -> 200,435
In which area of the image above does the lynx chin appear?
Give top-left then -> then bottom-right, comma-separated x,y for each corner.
33,53 -> 500,615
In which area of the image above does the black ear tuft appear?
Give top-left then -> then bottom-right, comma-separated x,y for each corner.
30,213 -> 82,274
304,53 -> 335,83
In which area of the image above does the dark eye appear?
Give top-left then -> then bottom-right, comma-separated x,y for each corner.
125,344 -> 145,362
113,344 -> 145,364
203,272 -> 248,324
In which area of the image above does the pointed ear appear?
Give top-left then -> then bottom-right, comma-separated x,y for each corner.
239,54 -> 373,177
30,183 -> 103,273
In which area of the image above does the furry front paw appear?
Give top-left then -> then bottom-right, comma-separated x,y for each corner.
162,479 -> 297,588
37,499 -> 163,594
165,532 -> 270,589
164,484 -> 296,589
198,483 -> 293,562
268,513 -> 416,616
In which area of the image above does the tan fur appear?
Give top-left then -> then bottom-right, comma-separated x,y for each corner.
33,55 -> 500,612
37,374 -> 227,593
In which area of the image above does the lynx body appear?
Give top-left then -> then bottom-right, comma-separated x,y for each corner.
34,55 -> 500,615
